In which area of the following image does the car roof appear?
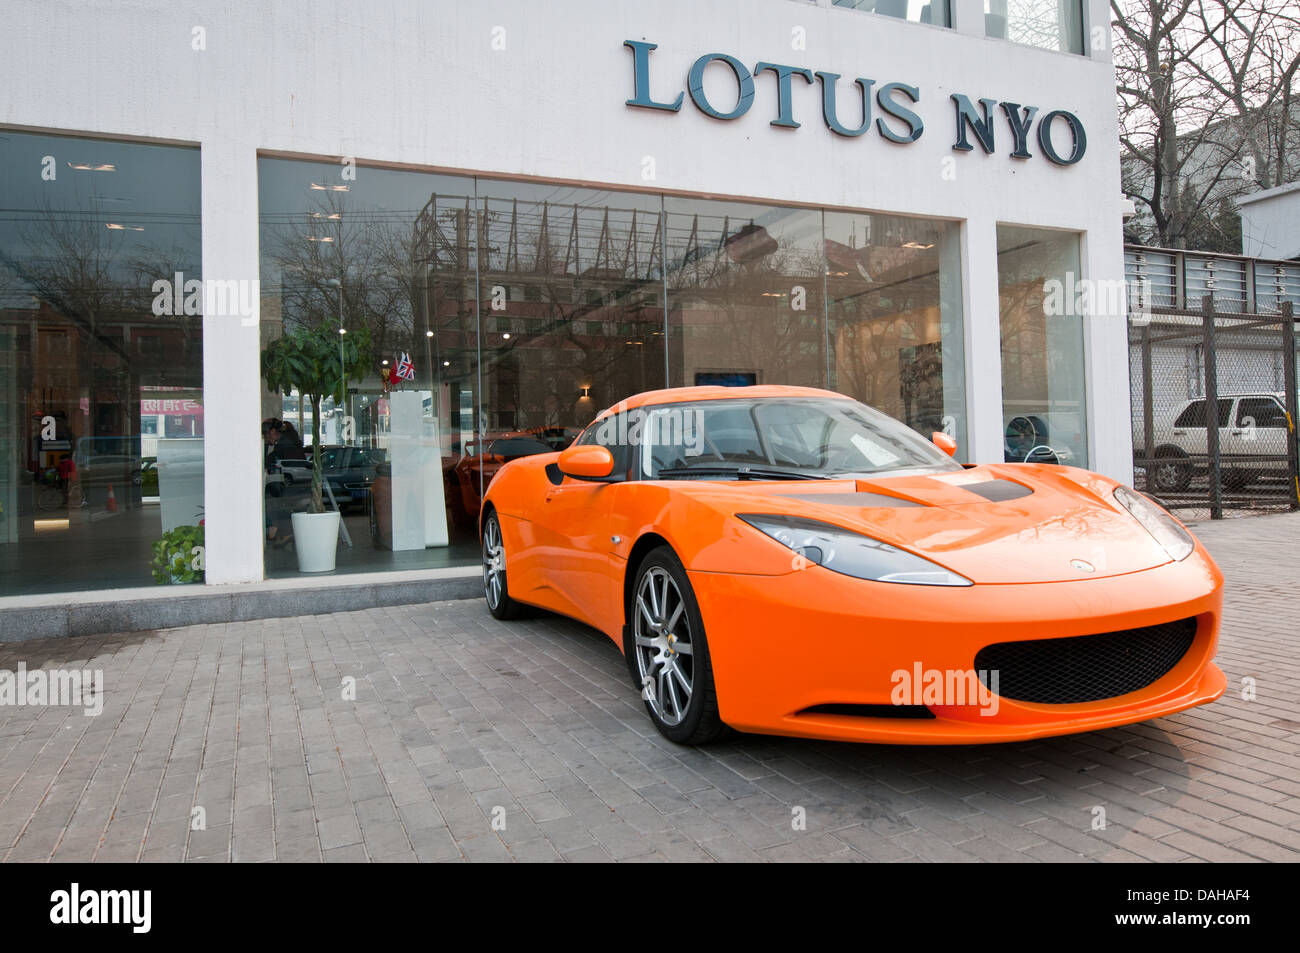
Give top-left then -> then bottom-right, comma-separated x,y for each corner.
595,385 -> 846,419
1182,392 -> 1283,401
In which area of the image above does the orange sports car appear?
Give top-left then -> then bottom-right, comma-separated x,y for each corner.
479,386 -> 1225,746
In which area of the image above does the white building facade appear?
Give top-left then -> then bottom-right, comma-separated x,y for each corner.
0,0 -> 1128,601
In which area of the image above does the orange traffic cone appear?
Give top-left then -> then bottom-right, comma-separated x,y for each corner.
105,483 -> 118,513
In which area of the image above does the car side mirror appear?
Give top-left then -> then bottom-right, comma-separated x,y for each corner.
931,432 -> 958,457
557,444 -> 614,480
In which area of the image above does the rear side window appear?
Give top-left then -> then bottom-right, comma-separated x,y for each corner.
1174,400 -> 1205,428
1174,398 -> 1232,427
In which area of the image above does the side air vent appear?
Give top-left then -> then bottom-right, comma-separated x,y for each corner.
798,703 -> 935,719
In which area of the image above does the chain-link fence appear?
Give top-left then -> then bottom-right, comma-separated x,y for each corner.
1130,298 -> 1300,521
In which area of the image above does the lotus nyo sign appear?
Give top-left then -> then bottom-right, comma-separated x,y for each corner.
624,40 -> 1087,165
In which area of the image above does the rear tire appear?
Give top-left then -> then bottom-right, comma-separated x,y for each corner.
482,510 -> 524,620
1222,470 -> 1257,491
623,546 -> 730,745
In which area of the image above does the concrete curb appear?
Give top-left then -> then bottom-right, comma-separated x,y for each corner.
0,568 -> 482,641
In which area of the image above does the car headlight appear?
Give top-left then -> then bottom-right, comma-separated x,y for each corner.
737,514 -> 972,586
1113,485 -> 1194,561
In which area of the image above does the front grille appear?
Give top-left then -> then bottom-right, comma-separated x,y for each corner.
973,618 -> 1198,704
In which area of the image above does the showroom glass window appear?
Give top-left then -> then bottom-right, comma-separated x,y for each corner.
663,198 -> 825,394
996,225 -> 1088,467
472,179 -> 664,492
833,0 -> 952,28
0,131 -> 202,596
985,1 -> 1085,54
257,158 -> 478,574
823,211 -> 967,457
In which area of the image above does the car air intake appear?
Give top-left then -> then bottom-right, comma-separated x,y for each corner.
961,479 -> 1033,502
973,618 -> 1198,704
798,703 -> 935,719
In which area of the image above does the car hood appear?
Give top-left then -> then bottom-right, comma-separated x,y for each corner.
704,464 -> 1174,584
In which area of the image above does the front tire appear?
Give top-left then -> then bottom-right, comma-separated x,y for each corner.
1152,447 -> 1192,492
624,547 -> 729,745
482,510 -> 524,620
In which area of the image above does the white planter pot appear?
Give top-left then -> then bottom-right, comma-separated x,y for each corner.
291,511 -> 341,573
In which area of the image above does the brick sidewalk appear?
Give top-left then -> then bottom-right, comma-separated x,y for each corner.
1,513 -> 1298,862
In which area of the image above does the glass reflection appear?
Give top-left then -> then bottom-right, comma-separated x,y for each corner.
258,159 -> 479,569
984,0 -> 1084,55
833,0 -> 952,27
997,225 -> 1087,467
664,199 -> 825,393
0,131 -> 202,595
824,211 -> 967,456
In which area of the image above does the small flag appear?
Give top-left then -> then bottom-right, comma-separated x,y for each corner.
395,352 -> 415,381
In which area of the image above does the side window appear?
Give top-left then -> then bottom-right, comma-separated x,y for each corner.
1174,400 -> 1206,428
1215,398 -> 1233,427
1237,397 -> 1287,428
577,413 -> 634,480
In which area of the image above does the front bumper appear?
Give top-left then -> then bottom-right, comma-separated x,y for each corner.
689,547 -> 1225,744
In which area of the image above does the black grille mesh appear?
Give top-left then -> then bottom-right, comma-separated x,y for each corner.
973,618 -> 1198,704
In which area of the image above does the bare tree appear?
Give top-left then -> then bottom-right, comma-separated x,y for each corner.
1114,0 -> 1300,250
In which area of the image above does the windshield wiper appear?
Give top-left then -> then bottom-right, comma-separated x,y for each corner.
656,465 -> 831,481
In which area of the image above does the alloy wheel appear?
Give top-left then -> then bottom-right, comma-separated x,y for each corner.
482,516 -> 505,609
633,566 -> 695,726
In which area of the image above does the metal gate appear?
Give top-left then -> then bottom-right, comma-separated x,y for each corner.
1130,298 -> 1300,520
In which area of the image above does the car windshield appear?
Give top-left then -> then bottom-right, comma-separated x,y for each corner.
618,397 -> 960,480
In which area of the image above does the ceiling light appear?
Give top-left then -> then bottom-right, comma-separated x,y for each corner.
902,241 -> 935,250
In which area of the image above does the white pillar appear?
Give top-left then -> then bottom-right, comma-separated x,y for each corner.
1082,230 -> 1133,483
962,215 -> 1007,464
200,137 -> 264,584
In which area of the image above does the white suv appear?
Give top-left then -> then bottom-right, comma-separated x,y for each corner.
1144,393 -> 1291,492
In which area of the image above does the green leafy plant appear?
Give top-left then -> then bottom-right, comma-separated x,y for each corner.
151,523 -> 205,584
261,321 -> 372,513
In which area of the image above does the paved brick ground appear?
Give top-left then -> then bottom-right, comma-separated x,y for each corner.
1,512 -> 1298,863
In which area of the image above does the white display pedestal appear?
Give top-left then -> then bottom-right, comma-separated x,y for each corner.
156,437 -> 205,532
387,391 -> 448,551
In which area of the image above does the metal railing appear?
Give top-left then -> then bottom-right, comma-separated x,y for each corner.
1129,295 -> 1300,520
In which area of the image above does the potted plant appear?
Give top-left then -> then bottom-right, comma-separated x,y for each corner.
262,321 -> 372,572
151,522 -> 205,584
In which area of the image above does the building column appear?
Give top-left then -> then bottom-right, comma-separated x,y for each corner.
962,216 -> 1007,464
950,0 -> 988,37
200,138 -> 264,585
1082,229 -> 1133,483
